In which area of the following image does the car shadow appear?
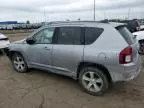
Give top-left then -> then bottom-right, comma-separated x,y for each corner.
25,68 -> 80,87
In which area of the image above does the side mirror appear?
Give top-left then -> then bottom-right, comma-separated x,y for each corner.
26,37 -> 35,45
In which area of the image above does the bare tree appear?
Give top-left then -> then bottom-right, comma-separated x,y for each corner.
26,20 -> 30,24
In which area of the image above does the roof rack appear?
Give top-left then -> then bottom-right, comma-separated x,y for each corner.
47,20 -> 109,25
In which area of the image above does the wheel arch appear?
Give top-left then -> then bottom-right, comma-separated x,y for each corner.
8,50 -> 23,60
77,62 -> 112,83
8,51 -> 29,66
8,50 -> 29,73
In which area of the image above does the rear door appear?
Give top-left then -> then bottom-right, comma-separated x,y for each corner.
52,27 -> 84,75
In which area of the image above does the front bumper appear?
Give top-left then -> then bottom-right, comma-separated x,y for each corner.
0,47 -> 9,55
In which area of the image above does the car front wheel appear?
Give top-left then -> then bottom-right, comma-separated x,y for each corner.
79,67 -> 109,96
11,53 -> 28,73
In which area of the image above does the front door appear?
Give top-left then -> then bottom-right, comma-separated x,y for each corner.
26,27 -> 55,68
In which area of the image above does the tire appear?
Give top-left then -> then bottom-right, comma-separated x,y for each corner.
11,53 -> 28,73
139,43 -> 144,55
79,67 -> 109,96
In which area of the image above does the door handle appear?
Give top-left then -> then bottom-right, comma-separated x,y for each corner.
44,47 -> 51,51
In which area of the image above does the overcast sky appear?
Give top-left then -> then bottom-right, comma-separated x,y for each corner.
0,0 -> 144,23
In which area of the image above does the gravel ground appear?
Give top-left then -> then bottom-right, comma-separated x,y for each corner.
0,32 -> 143,108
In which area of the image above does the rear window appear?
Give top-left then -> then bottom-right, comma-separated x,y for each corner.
85,27 -> 104,45
117,27 -> 135,45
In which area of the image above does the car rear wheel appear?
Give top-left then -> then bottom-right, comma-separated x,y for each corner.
79,67 -> 109,96
11,53 -> 28,73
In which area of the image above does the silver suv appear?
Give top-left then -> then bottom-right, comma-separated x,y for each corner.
7,21 -> 141,96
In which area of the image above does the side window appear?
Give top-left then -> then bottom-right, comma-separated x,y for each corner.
85,27 -> 104,45
33,28 -> 55,44
57,27 -> 81,45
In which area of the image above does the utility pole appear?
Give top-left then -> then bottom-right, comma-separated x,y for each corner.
128,8 -> 131,20
94,0 -> 95,21
44,8 -> 46,24
104,11 -> 106,19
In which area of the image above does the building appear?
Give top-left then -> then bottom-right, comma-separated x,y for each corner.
0,21 -> 18,25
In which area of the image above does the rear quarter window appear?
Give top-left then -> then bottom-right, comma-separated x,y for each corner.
85,27 -> 104,45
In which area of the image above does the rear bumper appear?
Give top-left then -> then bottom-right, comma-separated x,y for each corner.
109,55 -> 142,82
122,61 -> 141,81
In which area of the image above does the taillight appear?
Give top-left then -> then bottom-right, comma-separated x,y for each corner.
119,47 -> 132,64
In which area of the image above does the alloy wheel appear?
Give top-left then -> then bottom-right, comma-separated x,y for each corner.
82,71 -> 104,92
13,56 -> 25,72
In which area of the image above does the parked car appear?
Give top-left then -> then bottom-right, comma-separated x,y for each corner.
126,20 -> 141,33
0,33 -> 10,54
7,21 -> 141,96
140,25 -> 144,31
133,30 -> 144,54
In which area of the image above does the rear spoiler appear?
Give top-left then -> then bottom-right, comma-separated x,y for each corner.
115,25 -> 126,30
109,22 -> 126,29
